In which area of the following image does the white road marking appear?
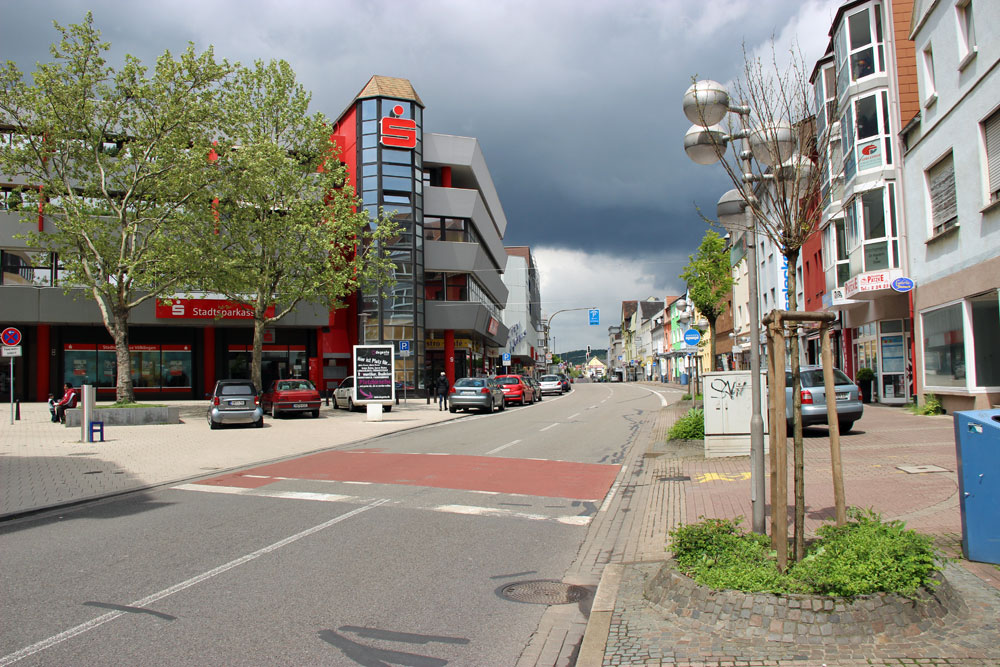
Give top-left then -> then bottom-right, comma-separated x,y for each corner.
0,500 -> 388,667
539,423 -> 559,432
253,490 -> 354,503
599,466 -> 627,513
589,405 -> 598,410
485,439 -> 521,455
425,452 -> 450,455
567,412 -> 580,420
342,481 -> 373,485
173,483 -> 249,495
432,504 -> 592,526
634,385 -> 669,407
242,474 -> 271,479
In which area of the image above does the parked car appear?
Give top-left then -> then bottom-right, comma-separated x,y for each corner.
785,366 -> 863,432
523,375 -> 543,402
333,376 -> 393,412
207,379 -> 263,429
556,373 -> 572,392
494,374 -> 536,406
538,374 -> 565,395
261,378 -> 321,418
449,377 -> 506,413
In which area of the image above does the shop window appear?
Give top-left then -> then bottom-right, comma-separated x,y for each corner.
926,152 -> 958,236
970,291 -> 1000,386
922,303 -> 965,388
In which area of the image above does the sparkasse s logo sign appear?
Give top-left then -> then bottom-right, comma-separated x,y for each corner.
380,105 -> 417,149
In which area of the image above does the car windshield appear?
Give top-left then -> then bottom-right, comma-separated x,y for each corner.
496,377 -> 521,385
540,375 -> 560,382
788,369 -> 854,387
455,378 -> 485,388
220,384 -> 254,395
277,381 -> 313,391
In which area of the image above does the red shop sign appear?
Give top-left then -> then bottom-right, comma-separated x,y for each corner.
155,298 -> 275,320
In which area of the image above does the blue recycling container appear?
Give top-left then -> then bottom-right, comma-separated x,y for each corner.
953,409 -> 1000,564
680,373 -> 689,386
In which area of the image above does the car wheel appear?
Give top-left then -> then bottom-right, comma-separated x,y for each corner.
347,397 -> 355,412
209,419 -> 219,430
271,404 -> 279,419
838,420 -> 854,433
484,398 -> 493,414
254,417 -> 264,428
311,409 -> 319,418
449,405 -> 457,413
385,406 -> 392,413
499,399 -> 506,411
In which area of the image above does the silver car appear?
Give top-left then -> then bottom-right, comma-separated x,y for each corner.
785,366 -> 863,432
207,379 -> 264,429
538,374 -> 564,395
449,377 -> 506,413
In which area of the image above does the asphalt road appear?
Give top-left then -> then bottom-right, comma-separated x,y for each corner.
0,382 -> 665,666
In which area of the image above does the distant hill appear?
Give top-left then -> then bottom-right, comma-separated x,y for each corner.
559,349 -> 606,366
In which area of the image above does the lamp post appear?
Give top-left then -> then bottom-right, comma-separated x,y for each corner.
682,80 -> 795,536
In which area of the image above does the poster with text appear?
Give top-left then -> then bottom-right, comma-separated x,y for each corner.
353,345 -> 395,403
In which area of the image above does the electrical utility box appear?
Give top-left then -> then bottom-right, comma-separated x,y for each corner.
953,410 -> 1000,564
703,371 -> 769,458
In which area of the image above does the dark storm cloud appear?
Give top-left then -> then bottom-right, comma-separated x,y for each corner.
2,0 -> 839,349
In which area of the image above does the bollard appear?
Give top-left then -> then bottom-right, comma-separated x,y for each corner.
15,400 -> 20,421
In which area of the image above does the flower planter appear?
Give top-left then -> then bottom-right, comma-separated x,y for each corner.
642,560 -> 959,644
64,406 -> 180,427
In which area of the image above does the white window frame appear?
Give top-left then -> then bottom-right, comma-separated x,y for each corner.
920,299 -> 969,392
921,45 -> 938,108
981,107 -> 1000,207
955,0 -> 978,70
925,151 -> 959,237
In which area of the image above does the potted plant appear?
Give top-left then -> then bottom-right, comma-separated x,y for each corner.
856,367 -> 876,403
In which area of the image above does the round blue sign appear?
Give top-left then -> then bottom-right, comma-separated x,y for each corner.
1,327 -> 22,346
683,329 -> 701,346
891,277 -> 915,293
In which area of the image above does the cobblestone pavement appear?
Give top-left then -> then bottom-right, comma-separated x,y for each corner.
584,387 -> 1000,667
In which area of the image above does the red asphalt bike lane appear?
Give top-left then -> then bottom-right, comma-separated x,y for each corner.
194,449 -> 620,501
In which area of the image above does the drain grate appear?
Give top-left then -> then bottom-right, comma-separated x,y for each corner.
499,580 -> 590,605
658,475 -> 691,482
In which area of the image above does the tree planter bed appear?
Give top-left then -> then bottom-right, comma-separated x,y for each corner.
642,560 -> 961,644
64,406 -> 180,427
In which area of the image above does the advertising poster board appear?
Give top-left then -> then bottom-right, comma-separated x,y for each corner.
353,345 -> 395,403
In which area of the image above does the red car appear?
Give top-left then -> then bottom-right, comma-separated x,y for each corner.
494,374 -> 536,406
261,379 -> 321,418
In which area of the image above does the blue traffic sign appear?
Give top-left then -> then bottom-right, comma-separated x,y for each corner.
683,329 -> 701,346
502,352 -> 511,364
891,277 -> 914,293
588,309 -> 599,325
399,340 -> 410,352
1,327 -> 21,346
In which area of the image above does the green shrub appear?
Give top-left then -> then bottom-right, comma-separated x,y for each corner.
668,509 -> 944,597
856,367 -> 876,382
905,394 -> 945,416
668,408 -> 704,440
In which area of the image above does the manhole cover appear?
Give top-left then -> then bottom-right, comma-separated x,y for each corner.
498,580 -> 590,605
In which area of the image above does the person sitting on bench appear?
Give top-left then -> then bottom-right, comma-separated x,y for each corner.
54,383 -> 79,424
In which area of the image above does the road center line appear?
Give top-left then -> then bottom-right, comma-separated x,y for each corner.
539,423 -> 559,432
485,439 -> 521,455
0,499 -> 389,667
567,412 -> 580,420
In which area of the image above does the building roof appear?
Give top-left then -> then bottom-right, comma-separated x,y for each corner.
355,75 -> 424,107
640,300 -> 664,320
621,300 -> 638,321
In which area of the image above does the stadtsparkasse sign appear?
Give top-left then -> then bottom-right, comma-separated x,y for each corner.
353,345 -> 395,403
155,298 -> 275,319
380,105 -> 417,149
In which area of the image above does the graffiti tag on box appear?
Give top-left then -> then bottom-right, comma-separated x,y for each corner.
710,377 -> 748,400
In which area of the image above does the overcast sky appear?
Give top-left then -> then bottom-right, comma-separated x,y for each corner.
2,0 -> 841,353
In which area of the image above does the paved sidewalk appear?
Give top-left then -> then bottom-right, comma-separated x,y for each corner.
0,397 -> 458,519
578,385 -> 1000,667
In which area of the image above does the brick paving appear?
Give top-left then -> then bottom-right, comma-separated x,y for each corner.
583,386 -> 1000,667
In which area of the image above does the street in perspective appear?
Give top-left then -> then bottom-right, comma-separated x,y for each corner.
3,2 -> 1000,666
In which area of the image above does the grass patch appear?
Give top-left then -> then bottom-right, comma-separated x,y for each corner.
669,509 -> 945,597
668,408 -> 704,440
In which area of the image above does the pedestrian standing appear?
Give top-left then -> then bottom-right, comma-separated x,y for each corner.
435,372 -> 450,411
47,393 -> 56,422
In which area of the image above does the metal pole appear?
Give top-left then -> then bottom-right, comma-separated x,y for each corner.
743,162 -> 766,536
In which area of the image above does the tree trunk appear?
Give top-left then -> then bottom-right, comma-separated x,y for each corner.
785,247 -> 805,561
707,316 -> 717,369
92,287 -> 135,404
251,315 -> 266,394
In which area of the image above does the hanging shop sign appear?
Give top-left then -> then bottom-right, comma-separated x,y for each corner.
891,277 -> 915,293
843,269 -> 903,299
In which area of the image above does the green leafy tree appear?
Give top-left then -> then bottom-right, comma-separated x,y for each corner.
679,230 -> 734,363
0,14 -> 230,402
200,60 -> 398,391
